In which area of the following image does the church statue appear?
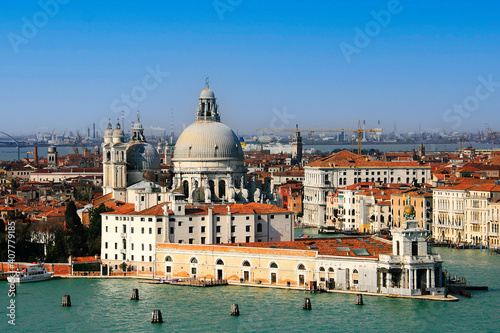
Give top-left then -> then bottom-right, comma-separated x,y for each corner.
240,176 -> 248,202
254,187 -> 261,203
190,179 -> 198,202
204,178 -> 211,203
229,185 -> 236,203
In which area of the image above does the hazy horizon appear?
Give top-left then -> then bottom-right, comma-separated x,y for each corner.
1,1 -> 499,138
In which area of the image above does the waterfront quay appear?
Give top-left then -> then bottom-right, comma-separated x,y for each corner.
1,247 -> 497,332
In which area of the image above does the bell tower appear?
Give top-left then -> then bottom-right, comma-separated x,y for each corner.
291,124 -> 302,165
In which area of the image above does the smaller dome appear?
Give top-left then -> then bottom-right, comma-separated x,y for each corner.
104,126 -> 113,137
127,142 -> 160,171
113,122 -> 124,137
404,205 -> 415,215
133,121 -> 143,130
200,88 -> 215,99
113,128 -> 124,137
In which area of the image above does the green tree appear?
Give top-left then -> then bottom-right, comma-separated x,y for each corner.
65,201 -> 88,256
87,203 -> 110,255
65,201 -> 82,230
45,229 -> 68,263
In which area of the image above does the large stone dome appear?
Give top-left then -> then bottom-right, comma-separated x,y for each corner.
127,142 -> 161,171
174,121 -> 243,161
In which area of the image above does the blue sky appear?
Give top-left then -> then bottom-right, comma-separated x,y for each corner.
1,0 -> 499,137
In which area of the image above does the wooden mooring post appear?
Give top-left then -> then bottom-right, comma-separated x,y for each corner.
303,297 -> 312,310
131,288 -> 139,300
62,295 -> 71,307
231,303 -> 240,316
356,294 -> 364,305
151,310 -> 163,323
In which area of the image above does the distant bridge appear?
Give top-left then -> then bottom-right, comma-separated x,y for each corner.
0,131 -> 21,160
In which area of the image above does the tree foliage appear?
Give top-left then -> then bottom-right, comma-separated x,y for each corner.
65,201 -> 81,230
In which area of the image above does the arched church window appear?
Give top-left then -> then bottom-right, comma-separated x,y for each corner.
219,180 -> 226,199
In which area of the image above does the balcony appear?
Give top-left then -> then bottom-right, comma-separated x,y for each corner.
120,249 -> 126,254
121,233 -> 127,238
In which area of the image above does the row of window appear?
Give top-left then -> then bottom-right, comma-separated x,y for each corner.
112,216 -> 163,222
105,242 -> 153,251
108,214 -> 284,223
104,253 -> 153,262
105,225 -> 160,235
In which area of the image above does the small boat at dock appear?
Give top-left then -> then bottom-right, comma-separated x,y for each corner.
318,225 -> 338,234
7,263 -> 53,283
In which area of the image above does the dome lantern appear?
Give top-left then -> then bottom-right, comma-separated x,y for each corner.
131,111 -> 146,142
196,77 -> 220,122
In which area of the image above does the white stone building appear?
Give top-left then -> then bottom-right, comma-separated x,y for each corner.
432,184 -> 472,243
152,219 -> 445,298
100,192 -> 293,274
303,150 -> 431,226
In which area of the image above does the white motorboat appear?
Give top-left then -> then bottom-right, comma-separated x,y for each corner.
7,263 -> 54,283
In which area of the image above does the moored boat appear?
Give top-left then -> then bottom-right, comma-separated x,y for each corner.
7,263 -> 53,283
0,271 -> 9,281
318,225 -> 338,234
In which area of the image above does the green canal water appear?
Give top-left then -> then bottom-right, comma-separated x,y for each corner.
1,247 -> 499,332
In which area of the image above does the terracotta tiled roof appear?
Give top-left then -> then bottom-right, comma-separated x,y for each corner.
73,256 -> 100,263
307,150 -> 426,168
228,237 -> 392,258
102,203 -> 136,215
469,184 -> 500,192
104,202 -> 290,217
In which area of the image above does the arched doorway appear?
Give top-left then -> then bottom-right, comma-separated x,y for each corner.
242,260 -> 251,282
189,257 -> 198,278
216,259 -> 224,280
164,255 -> 173,278
298,264 -> 306,286
327,267 -> 335,289
269,262 -> 278,284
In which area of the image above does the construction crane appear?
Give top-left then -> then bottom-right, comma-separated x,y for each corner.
256,120 -> 382,155
66,136 -> 79,155
459,136 -> 473,154
76,132 -> 85,154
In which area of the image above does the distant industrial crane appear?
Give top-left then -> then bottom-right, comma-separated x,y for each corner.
256,120 -> 382,155
459,136 -> 473,154
66,136 -> 79,155
76,132 -> 85,153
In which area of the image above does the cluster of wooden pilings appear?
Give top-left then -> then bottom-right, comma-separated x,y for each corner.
55,289 -> 366,324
